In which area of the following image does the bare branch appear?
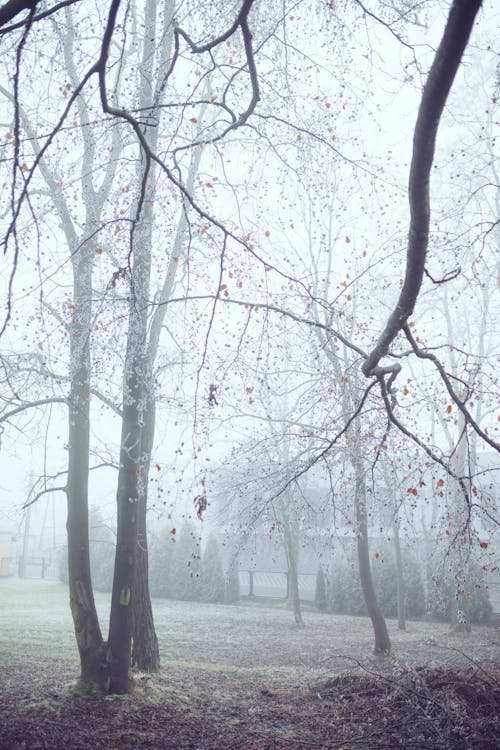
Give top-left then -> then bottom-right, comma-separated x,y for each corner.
0,0 -> 81,33
376,373 -> 474,511
354,0 -> 419,53
0,0 -> 37,28
23,484 -> 66,510
154,293 -> 368,360
274,380 -> 379,499
0,397 -> 67,423
89,388 -> 122,417
1,63 -> 98,337
402,324 -> 498,453
363,0 -> 483,379
423,266 -> 461,285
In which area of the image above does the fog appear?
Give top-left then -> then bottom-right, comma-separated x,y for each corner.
0,0 -> 499,744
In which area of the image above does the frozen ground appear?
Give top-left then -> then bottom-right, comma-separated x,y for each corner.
2,578 -> 497,681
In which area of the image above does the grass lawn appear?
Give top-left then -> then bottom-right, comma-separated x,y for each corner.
1,577 -> 498,678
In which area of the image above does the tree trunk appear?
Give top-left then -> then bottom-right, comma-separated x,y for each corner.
132,518 -> 159,671
132,396 -> 160,672
451,574 -> 472,633
67,248 -> 106,689
16,12 -> 112,690
107,70 -> 157,687
283,514 -> 304,627
449,414 -> 472,633
107,360 -> 143,693
130,135 -> 203,666
393,519 -> 406,631
18,504 -> 30,578
127,0 -> 187,672
355,465 -> 391,654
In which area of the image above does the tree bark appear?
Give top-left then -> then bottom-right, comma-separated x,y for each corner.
130,132 -> 203,667
107,0 -> 168,687
67,245 -> 106,689
0,0 -> 38,28
393,519 -> 406,631
354,463 -> 391,654
449,422 -> 472,633
107,347 -> 144,692
132,395 -> 160,672
7,17 -> 110,688
283,512 -> 304,627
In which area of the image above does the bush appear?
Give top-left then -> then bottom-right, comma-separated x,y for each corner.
327,552 -> 366,616
372,547 -> 426,619
326,543 -> 426,620
404,554 -> 427,619
427,556 -> 492,625
314,566 -> 327,612
149,527 -> 175,598
224,562 -> 240,604
169,523 -> 202,601
201,534 -> 225,602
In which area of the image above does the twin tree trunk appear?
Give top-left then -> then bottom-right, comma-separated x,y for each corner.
67,230 -> 150,693
65,141 -> 157,693
68,231 -> 159,691
67,0 -> 185,684
102,0 -> 169,688
106,144 -> 156,690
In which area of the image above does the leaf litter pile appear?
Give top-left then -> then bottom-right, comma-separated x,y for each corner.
0,582 -> 499,749
1,661 -> 499,750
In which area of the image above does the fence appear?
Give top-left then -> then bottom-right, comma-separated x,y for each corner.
239,570 -> 316,601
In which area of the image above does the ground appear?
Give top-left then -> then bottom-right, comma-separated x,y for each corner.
0,579 -> 498,749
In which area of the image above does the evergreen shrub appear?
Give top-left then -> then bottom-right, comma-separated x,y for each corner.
201,534 -> 226,602
426,556 -> 492,625
326,543 -> 426,620
314,566 -> 327,612
168,523 -> 202,601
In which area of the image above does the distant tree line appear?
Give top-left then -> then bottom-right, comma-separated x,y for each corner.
59,515 -> 239,605
149,524 -> 240,604
59,511 -> 490,626
314,545 -> 492,625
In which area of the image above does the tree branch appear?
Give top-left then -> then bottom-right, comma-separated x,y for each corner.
0,0 -> 36,28
0,0 -> 81,33
0,397 -> 67,423
362,0 -> 483,379
23,484 -> 66,509
402,324 -> 498,453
